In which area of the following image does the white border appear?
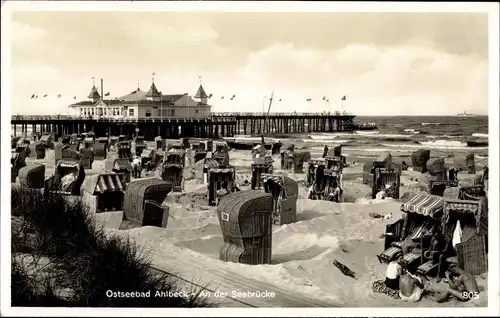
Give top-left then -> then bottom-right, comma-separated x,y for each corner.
1,1 -> 499,317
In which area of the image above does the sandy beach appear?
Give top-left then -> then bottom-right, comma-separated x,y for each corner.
19,140 -> 487,308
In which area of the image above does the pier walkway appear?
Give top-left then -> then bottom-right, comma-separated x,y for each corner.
11,112 -> 376,139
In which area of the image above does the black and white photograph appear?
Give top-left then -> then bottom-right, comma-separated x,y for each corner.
1,1 -> 499,316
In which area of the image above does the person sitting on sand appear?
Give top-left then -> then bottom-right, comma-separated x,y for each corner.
326,185 -> 342,202
385,253 -> 403,290
435,265 -> 479,303
375,183 -> 392,200
399,270 -> 425,303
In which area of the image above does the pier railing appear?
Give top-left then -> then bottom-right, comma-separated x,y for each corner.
11,115 -> 236,122
11,112 -> 353,122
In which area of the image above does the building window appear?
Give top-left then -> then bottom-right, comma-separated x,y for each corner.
153,107 -> 159,116
92,108 -> 95,116
129,108 -> 135,116
80,108 -> 83,115
145,108 -> 152,117
195,109 -> 199,114
170,109 -> 175,116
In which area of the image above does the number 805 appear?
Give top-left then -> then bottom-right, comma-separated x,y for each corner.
462,291 -> 479,300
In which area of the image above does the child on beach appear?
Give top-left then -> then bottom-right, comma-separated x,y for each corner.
385,253 -> 403,290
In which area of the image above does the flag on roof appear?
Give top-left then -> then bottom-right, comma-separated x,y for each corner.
322,96 -> 327,100
105,92 -> 110,96
341,95 -> 346,100
232,94 -> 236,98
43,94 -> 48,98
279,99 -> 282,101
73,96 -> 77,99
35,95 -> 39,99
221,96 -> 224,99
57,94 -> 62,98
306,98 -> 312,102
208,93 -> 213,98
30,94 -> 35,99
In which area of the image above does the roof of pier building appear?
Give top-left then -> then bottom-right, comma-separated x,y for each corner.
87,85 -> 101,100
69,79 -> 211,108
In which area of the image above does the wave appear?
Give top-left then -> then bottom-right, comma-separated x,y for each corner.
378,140 -> 488,151
419,140 -> 467,148
403,129 -> 420,134
421,122 -> 440,126
300,139 -> 351,144
309,135 -> 342,140
355,131 -> 380,135
471,133 -> 488,138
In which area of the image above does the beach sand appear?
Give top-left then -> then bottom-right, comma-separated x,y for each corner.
21,144 -> 487,308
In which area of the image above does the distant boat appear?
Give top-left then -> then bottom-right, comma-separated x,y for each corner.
457,111 -> 482,117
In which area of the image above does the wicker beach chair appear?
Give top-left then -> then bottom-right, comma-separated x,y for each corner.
18,163 -> 45,189
123,178 -> 172,228
29,141 -> 46,159
411,149 -> 431,173
118,141 -> 132,160
217,190 -> 274,265
15,144 -> 31,160
11,136 -> 21,149
195,157 -> 220,184
81,173 -> 125,213
154,136 -> 166,151
79,147 -> 94,169
260,173 -> 298,225
271,142 -> 282,155
94,138 -> 108,160
140,149 -> 155,169
251,156 -> 274,190
207,166 -> 236,206
133,136 -> 147,156
45,159 -> 85,195
371,167 -> 401,199
11,151 -> 27,182
104,158 -> 133,184
441,198 -> 488,275
40,134 -> 54,149
305,159 -> 326,189
377,192 -> 444,264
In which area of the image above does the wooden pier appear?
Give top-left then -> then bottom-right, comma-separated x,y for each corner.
11,113 -> 376,139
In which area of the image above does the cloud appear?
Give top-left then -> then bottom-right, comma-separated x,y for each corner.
9,12 -> 489,116
11,21 -> 48,47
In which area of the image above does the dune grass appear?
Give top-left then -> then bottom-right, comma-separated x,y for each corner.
11,185 -> 215,307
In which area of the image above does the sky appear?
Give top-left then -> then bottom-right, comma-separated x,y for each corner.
9,11 -> 489,116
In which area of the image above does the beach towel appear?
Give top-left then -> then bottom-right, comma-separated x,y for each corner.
452,220 -> 462,249
372,280 -> 400,299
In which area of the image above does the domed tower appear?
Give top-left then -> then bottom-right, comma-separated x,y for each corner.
146,72 -> 162,102
87,77 -> 101,103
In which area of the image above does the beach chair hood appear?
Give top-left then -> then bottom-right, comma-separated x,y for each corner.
400,192 -> 445,218
442,198 -> 488,236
